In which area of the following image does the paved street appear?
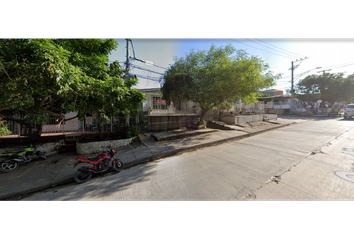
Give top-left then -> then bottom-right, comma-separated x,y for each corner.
22,117 -> 354,201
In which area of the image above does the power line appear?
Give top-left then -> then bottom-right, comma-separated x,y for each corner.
247,39 -> 303,59
134,73 -> 161,82
321,61 -> 354,72
130,57 -> 168,70
254,39 -> 306,59
130,64 -> 164,75
129,39 -> 169,71
229,39 -> 296,60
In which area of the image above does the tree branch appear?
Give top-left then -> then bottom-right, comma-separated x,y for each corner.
44,109 -> 79,122
1,67 -> 14,81
44,110 -> 66,119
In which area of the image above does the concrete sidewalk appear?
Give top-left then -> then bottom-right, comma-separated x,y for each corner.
0,118 -> 300,200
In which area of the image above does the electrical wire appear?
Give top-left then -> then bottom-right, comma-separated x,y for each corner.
229,39 -> 296,60
320,61 -> 354,72
247,39 -> 303,59
129,39 -> 169,71
134,73 -> 160,82
130,64 -> 164,75
130,57 -> 168,70
254,39 -> 306,59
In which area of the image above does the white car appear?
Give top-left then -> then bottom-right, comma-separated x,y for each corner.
344,104 -> 354,119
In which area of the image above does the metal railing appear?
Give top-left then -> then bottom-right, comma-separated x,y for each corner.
0,115 -> 140,138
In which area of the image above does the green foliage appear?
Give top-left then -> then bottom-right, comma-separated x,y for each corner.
194,118 -> 206,126
0,119 -> 11,136
123,121 -> 144,138
217,102 -> 233,111
161,44 -> 279,124
0,39 -> 146,130
295,73 -> 354,106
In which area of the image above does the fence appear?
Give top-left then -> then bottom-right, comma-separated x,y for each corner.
1,115 -> 140,138
1,120 -> 20,138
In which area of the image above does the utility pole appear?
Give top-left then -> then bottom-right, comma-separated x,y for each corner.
290,57 -> 308,113
125,38 -> 131,126
291,61 -> 294,112
125,38 -> 130,75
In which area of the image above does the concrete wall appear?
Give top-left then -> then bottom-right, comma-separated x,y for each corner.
265,109 -> 288,115
76,138 -> 134,155
221,116 -> 237,125
262,114 -> 278,121
148,114 -> 199,131
236,115 -> 263,124
220,114 -> 278,125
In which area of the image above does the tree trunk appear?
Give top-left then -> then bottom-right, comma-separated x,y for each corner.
36,124 -> 42,137
198,108 -> 209,125
97,115 -> 103,140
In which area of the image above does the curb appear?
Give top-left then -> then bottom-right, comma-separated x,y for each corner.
152,129 -> 218,141
124,122 -> 297,168
1,122 -> 296,200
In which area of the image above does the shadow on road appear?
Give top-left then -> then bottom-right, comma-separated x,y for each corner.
338,118 -> 354,121
25,162 -> 158,201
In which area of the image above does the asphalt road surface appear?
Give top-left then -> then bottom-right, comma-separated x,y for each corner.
23,117 -> 354,200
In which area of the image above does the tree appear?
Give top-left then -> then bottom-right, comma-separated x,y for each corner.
0,39 -> 146,139
295,73 -> 354,108
161,44 -> 279,124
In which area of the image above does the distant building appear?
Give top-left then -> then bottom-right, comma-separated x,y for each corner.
258,89 -> 301,114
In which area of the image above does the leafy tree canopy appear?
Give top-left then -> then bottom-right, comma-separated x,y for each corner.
161,44 -> 280,124
295,72 -> 354,107
0,39 -> 146,130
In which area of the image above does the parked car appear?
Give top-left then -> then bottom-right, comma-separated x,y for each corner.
344,104 -> 354,119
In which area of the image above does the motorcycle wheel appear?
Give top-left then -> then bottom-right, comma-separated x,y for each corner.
113,160 -> 124,172
39,153 -> 47,160
0,159 -> 19,173
24,152 -> 33,162
74,170 -> 92,184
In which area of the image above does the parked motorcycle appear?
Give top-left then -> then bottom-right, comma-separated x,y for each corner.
73,145 -> 124,183
0,144 -> 46,173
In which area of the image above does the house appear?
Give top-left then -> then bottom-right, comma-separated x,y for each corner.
139,88 -> 174,115
258,89 -> 302,114
138,88 -> 200,131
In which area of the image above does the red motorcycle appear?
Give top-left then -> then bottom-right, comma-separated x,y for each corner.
73,145 -> 124,183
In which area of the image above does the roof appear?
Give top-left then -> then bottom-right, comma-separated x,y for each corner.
258,93 -> 292,100
138,88 -> 162,94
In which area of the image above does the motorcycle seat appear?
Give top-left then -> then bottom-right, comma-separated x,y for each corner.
87,157 -> 100,161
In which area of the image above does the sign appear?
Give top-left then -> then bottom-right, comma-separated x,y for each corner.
259,101 -> 264,104
156,99 -> 166,104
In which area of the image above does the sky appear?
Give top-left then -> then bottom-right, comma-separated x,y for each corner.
109,39 -> 354,92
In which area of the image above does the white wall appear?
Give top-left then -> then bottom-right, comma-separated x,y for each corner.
42,112 -> 81,133
220,114 -> 277,125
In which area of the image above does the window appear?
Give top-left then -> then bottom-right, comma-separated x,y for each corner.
176,101 -> 187,111
153,97 -> 167,110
